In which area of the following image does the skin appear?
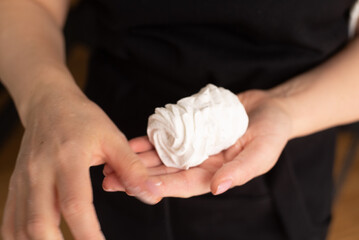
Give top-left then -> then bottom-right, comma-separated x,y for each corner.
0,0 -> 160,239
1,0 -> 359,239
103,90 -> 291,197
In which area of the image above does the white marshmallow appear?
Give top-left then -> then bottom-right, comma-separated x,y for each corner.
147,84 -> 248,169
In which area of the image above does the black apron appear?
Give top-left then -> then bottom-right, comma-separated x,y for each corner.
84,1 -> 356,239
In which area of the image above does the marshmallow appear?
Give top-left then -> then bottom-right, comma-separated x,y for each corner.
147,84 -> 248,169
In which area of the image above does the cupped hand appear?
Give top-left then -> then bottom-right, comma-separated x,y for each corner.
102,90 -> 292,198
1,90 -> 161,240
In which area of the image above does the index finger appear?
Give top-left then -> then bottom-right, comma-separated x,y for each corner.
129,136 -> 154,153
56,160 -> 105,240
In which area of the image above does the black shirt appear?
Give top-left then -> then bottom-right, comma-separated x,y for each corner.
84,1 -> 356,239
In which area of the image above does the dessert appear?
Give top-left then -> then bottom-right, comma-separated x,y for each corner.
147,84 -> 248,169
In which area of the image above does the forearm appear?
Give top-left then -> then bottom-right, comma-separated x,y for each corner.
0,0 -> 82,127
271,35 -> 359,139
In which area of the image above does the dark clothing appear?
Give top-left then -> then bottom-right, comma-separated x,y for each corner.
84,0 -> 356,239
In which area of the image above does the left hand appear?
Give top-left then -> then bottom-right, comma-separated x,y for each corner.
102,90 -> 292,198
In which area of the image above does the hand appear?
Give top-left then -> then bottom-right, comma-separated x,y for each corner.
1,89 -> 161,240
102,90 -> 292,198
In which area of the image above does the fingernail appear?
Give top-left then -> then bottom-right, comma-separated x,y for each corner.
145,179 -> 162,196
103,186 -> 115,192
124,181 -> 162,204
215,179 -> 232,195
126,191 -> 135,196
134,180 -> 162,205
104,188 -> 116,192
136,190 -> 161,205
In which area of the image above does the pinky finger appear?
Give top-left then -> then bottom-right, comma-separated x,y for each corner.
102,174 -> 125,192
102,174 -> 147,198
57,166 -> 105,240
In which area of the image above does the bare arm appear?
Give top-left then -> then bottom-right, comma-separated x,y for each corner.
0,1 -> 161,239
0,0 -> 74,125
270,28 -> 359,139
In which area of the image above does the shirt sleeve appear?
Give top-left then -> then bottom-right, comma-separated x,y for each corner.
349,0 -> 359,38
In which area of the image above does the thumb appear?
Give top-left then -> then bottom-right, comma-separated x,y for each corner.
103,133 -> 162,204
211,137 -> 282,195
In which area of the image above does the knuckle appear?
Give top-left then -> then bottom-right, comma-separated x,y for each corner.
61,196 -> 87,218
116,132 -> 128,143
26,219 -> 47,239
56,139 -> 79,157
55,141 -> 88,171
1,224 -> 11,240
124,153 -> 139,169
8,174 -> 18,193
55,156 -> 69,172
83,230 -> 104,240
178,172 -> 192,198
11,175 -> 27,195
120,156 -> 145,181
55,155 -> 75,173
234,138 -> 245,151
14,231 -> 28,240
59,139 -> 78,153
232,140 -> 241,152
26,163 -> 41,187
128,159 -> 143,172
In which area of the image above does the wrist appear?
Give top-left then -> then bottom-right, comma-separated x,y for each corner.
238,89 -> 294,142
267,91 -> 297,140
267,71 -> 324,140
18,70 -> 86,128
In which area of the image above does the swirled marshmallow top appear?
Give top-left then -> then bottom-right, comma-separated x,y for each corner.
147,84 -> 248,169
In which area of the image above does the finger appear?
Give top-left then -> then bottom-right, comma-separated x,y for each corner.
138,150 -> 163,167
224,136 -> 247,162
25,166 -> 63,239
103,158 -> 181,193
1,176 -> 16,240
104,150 -> 163,176
129,136 -> 154,153
148,165 -> 182,176
103,163 -> 180,191
102,174 -> 147,198
211,137 -> 284,195
14,174 -> 30,239
102,164 -> 113,176
103,173 -> 161,199
147,168 -> 213,198
103,135 -> 161,204
103,164 -> 182,192
102,173 -> 125,192
56,161 -> 105,240
103,161 -> 180,191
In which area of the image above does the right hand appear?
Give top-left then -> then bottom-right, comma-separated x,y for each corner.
1,88 -> 161,240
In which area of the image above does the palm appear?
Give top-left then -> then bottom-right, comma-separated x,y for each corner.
103,90 -> 291,198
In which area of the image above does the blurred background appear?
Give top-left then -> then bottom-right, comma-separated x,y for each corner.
1,0 -> 359,239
